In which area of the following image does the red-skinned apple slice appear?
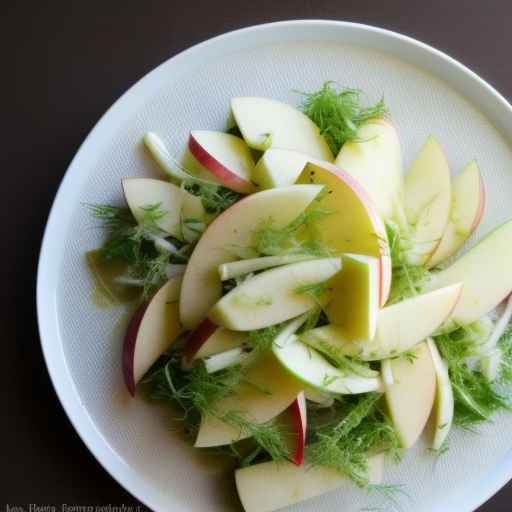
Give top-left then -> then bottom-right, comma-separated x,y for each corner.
426,219 -> 512,330
427,161 -> 485,268
277,392 -> 307,465
181,318 -> 217,367
122,276 -> 182,396
235,454 -> 383,512
296,161 -> 391,306
179,185 -> 323,330
182,318 -> 246,367
188,130 -> 256,194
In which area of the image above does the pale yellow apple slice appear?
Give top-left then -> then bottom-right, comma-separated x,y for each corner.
427,161 -> 485,268
425,219 -> 512,330
122,276 -> 182,395
335,119 -> 403,222
326,253 -> 379,340
235,453 -> 383,512
296,161 -> 391,306
195,353 -> 304,447
193,328 -> 246,360
300,284 -> 463,360
252,148 -> 309,189
384,342 -> 436,448
403,136 -> 452,265
427,338 -> 454,450
143,131 -> 190,183
209,257 -> 342,331
179,184 -> 323,329
122,178 -> 184,237
273,335 -> 382,394
231,97 -> 333,159
181,191 -> 206,242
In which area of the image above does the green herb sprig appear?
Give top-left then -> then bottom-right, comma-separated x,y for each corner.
306,394 -> 401,487
87,203 -> 179,298
299,82 -> 388,154
433,324 -> 512,429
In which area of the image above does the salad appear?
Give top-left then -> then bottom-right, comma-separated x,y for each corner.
86,83 -> 512,512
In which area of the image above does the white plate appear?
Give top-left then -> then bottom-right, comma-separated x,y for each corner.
37,20 -> 512,512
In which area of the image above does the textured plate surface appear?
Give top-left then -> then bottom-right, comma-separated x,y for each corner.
38,20 -> 512,512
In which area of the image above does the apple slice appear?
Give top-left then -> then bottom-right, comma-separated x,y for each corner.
427,338 -> 454,450
277,392 -> 307,465
231,97 -> 333,160
122,178 -> 184,237
425,219 -> 512,330
300,283 -> 463,361
188,130 -> 256,194
252,148 -> 309,189
403,136 -> 451,265
122,276 -> 182,396
209,257 -> 342,331
181,318 -> 216,366
235,454 -> 384,512
143,131 -> 191,183
182,318 -> 247,367
195,353 -> 304,447
384,342 -> 436,448
273,335 -> 382,394
296,162 -> 391,306
181,191 -> 206,242
192,328 -> 246,361
180,185 -> 323,329
325,254 -> 379,340
335,119 -> 403,222
428,161 -> 485,268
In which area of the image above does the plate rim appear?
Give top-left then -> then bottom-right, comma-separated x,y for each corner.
37,19 -> 512,512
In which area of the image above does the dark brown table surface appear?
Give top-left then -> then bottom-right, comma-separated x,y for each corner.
5,0 -> 512,510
